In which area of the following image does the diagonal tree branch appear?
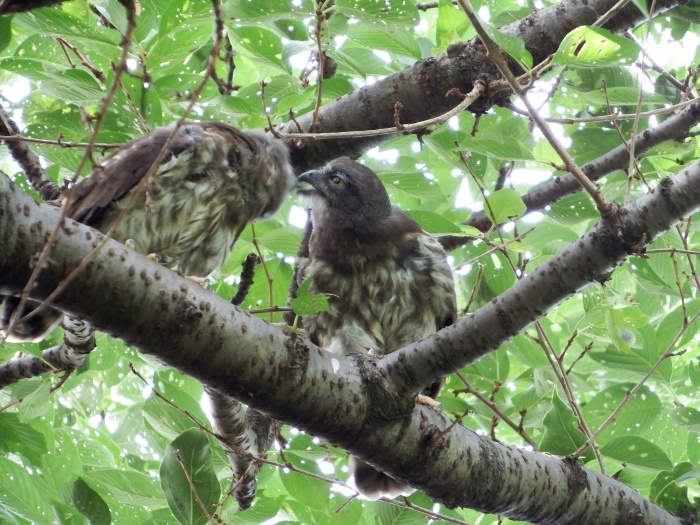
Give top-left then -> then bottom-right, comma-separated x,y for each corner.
1,149 -> 697,522
281,0 -> 682,171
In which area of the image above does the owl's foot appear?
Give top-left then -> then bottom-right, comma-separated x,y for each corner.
169,264 -> 208,287
415,394 -> 442,413
125,239 -> 137,250
147,252 -> 163,264
186,276 -> 208,287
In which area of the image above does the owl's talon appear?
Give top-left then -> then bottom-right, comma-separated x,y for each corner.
416,394 -> 442,413
125,239 -> 137,250
186,276 -> 209,287
147,252 -> 163,264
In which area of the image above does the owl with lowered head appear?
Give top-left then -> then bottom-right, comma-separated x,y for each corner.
1,122 -> 295,342
298,157 -> 456,499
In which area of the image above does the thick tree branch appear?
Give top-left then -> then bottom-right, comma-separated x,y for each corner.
439,102 -> 700,250
1,156 -> 695,522
282,0 -> 682,171
384,160 -> 700,397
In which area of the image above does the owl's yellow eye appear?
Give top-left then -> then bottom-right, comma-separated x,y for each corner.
330,174 -> 346,187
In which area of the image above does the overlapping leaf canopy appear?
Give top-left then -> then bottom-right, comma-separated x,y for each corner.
1,0 -> 700,524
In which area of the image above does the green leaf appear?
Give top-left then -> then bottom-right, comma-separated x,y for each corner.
279,470 -> 329,512
379,171 -> 447,202
13,378 -> 51,422
552,26 -> 642,68
292,293 -> 330,316
376,500 -> 426,525
74,477 -> 112,525
436,0 -> 471,50
222,0 -> 312,23
483,189 -> 526,224
671,407 -> 700,432
257,226 -> 303,255
334,0 -> 420,30
292,277 -> 330,315
406,210 -> 462,234
582,384 -> 661,440
479,19 -> 533,69
0,457 -> 55,524
0,17 -> 12,53
84,470 -> 165,508
650,463 -> 695,516
346,26 -> 422,59
540,393 -> 586,455
160,429 -> 220,525
227,26 -> 290,73
601,437 -> 673,471
0,412 -> 47,464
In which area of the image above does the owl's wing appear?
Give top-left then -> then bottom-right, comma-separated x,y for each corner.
65,122 -> 260,225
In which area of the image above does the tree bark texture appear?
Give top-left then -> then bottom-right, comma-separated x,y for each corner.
3,155 -> 698,523
283,0 -> 682,171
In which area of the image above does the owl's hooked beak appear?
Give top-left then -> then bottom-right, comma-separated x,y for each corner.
296,169 -> 324,197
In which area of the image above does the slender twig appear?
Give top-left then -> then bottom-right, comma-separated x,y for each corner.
174,450 -> 216,523
277,82 -> 485,140
571,314 -> 700,459
250,224 -> 274,322
0,134 -> 121,149
309,1 -> 327,132
55,37 -> 106,84
456,0 -> 614,219
455,372 -> 537,448
533,322 -> 606,472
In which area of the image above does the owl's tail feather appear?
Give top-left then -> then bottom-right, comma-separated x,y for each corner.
1,296 -> 63,342
349,456 -> 416,500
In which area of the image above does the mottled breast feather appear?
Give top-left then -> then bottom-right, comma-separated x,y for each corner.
2,122 -> 294,341
298,157 -> 456,500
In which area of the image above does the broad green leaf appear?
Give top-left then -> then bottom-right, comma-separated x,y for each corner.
379,171 -> 447,202
291,293 -> 330,316
160,429 -> 220,525
0,457 -> 54,524
334,0 -> 420,30
671,407 -> 700,432
483,188 -> 526,225
601,437 -> 673,471
0,17 -> 12,53
223,0 -> 312,23
280,470 -> 330,512
84,470 -> 165,508
227,26 -> 290,73
257,226 -> 303,255
650,463 -> 695,516
479,19 -> 533,69
583,384 -> 661,440
0,412 -> 47,463
436,0 -> 471,50
540,393 -> 586,455
376,500 -> 426,525
581,87 -> 669,106
346,26 -> 422,59
74,477 -> 112,525
14,9 -> 119,45
552,26 -> 642,68
406,210 -> 462,234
